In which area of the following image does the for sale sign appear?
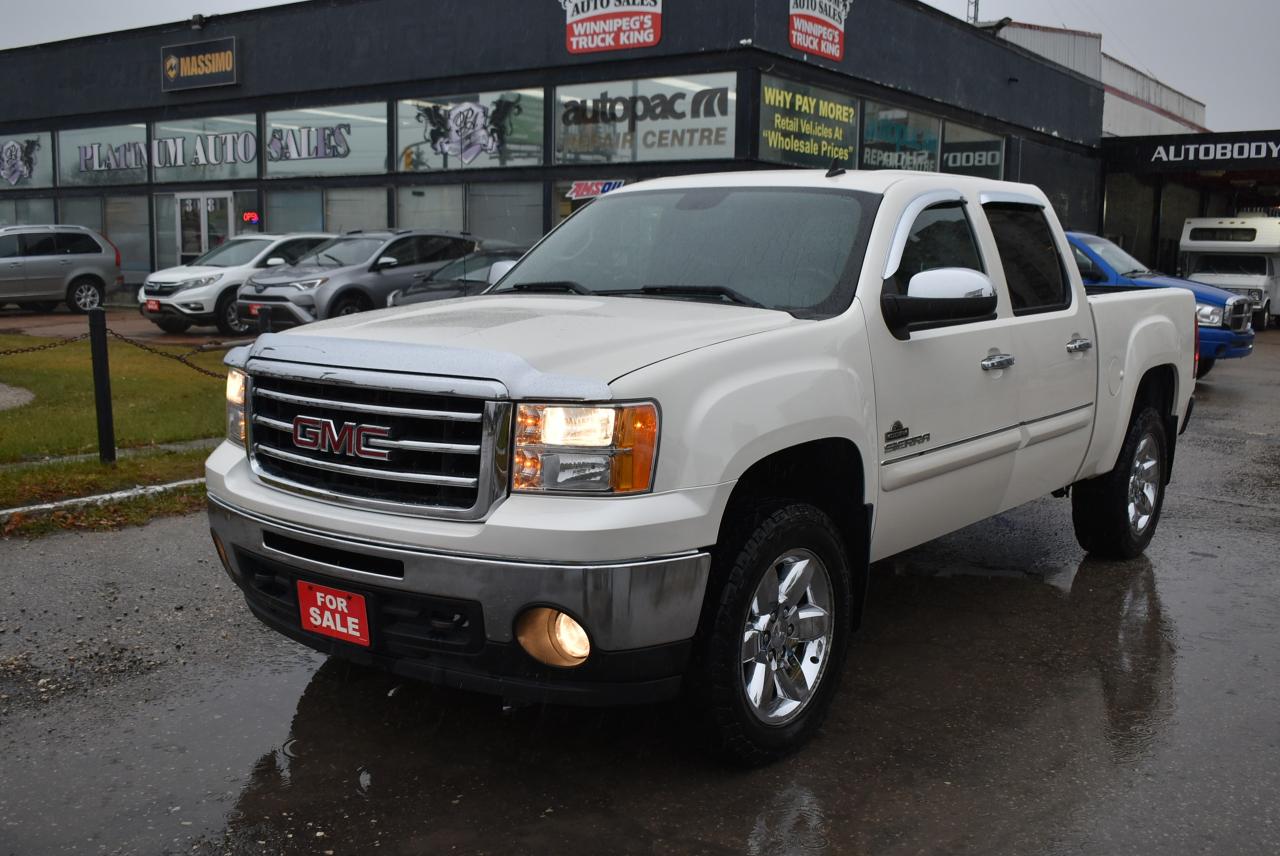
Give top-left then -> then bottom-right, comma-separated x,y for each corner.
559,0 -> 662,55
789,0 -> 853,61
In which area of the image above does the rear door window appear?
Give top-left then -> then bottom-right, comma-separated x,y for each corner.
382,237 -> 419,265
0,235 -> 19,258
417,236 -> 474,263
20,232 -> 59,256
56,232 -> 102,254
983,203 -> 1070,314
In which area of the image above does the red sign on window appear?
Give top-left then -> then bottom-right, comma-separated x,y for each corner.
789,0 -> 853,62
559,0 -> 662,55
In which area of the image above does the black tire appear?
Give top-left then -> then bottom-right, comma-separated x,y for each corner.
153,316 -> 192,334
1071,406 -> 1167,560
691,502 -> 853,766
214,289 -> 252,336
1253,308 -> 1269,332
65,277 -> 104,313
1195,357 -> 1215,379
328,293 -> 370,318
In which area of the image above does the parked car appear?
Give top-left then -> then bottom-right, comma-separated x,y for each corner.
137,233 -> 332,335
0,224 -> 121,313
1068,231 -> 1252,379
237,230 -> 478,330
1179,213 -> 1280,331
210,170 -> 1196,764
388,244 -> 527,307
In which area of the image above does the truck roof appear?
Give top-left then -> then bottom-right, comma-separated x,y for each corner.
608,168 -> 1050,201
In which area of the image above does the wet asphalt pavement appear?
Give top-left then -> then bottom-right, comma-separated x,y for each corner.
2,333 -> 1279,855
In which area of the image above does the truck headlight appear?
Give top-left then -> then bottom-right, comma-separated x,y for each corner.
512,403 -> 658,494
1195,303 -> 1224,327
226,369 -> 247,446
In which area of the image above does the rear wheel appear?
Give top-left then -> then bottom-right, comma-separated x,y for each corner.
1071,406 -> 1167,560
1254,306 -> 1270,332
692,503 -> 852,766
66,277 -> 104,313
1195,357 -> 1215,379
153,316 -> 191,334
214,290 -> 252,336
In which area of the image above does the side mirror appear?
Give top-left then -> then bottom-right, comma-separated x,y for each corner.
265,257 -> 286,267
487,259 -> 517,286
881,268 -> 998,340
374,256 -> 399,271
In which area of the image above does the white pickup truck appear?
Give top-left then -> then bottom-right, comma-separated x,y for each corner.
207,170 -> 1196,764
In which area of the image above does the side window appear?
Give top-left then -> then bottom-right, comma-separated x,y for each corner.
273,239 -> 323,265
888,203 -> 983,296
0,235 -> 19,259
437,238 -> 476,262
382,237 -> 418,266
20,232 -> 59,256
984,203 -> 1070,313
56,232 -> 102,254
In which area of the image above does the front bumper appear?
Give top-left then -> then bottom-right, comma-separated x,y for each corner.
236,295 -> 315,330
1200,326 -> 1254,361
207,494 -> 711,705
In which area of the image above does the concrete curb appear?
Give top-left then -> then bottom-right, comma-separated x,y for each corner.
0,478 -> 205,522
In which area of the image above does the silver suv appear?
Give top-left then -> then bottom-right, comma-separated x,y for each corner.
237,230 -> 476,330
0,225 -> 122,312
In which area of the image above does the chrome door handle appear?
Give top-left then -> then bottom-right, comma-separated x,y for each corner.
980,353 -> 1015,371
1066,338 -> 1093,353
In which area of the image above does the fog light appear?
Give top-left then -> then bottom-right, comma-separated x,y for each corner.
515,607 -> 591,668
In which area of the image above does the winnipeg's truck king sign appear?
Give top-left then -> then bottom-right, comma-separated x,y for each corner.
789,0 -> 853,61
559,0 -> 662,54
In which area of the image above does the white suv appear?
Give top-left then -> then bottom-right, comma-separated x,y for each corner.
138,233 -> 331,335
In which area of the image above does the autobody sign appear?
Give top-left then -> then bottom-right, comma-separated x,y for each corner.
161,37 -> 237,92
759,75 -> 856,169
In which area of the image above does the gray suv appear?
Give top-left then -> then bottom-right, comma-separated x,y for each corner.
0,225 -> 122,312
237,230 -> 476,330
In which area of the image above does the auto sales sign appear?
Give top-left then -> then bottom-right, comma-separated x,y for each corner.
789,0 -> 853,61
559,0 -> 662,54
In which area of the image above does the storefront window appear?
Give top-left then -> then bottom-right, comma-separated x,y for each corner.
58,124 -> 148,186
267,190 -> 323,233
325,187 -> 388,232
151,114 -> 258,182
234,191 -> 261,235
758,75 -> 857,169
467,183 -> 542,244
105,196 -> 150,285
397,186 -> 465,231
397,90 -> 543,172
0,198 -> 54,226
861,103 -> 939,172
554,72 -> 737,164
60,197 -> 104,231
154,196 -> 177,269
940,122 -> 1004,179
264,103 -> 387,177
0,132 -> 54,189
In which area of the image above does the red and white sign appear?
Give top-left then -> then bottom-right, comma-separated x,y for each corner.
144,299 -> 160,312
559,0 -> 662,55
789,0 -> 853,62
297,580 -> 370,647
566,179 -> 626,200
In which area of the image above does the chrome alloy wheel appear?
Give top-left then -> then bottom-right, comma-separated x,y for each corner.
73,282 -> 101,310
740,548 -> 834,725
1127,433 -> 1161,535
226,298 -> 250,333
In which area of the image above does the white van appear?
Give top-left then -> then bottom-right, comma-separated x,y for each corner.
1180,212 -> 1280,331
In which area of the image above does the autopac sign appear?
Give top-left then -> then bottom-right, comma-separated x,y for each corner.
161,37 -> 237,92
789,0 -> 853,61
558,0 -> 662,54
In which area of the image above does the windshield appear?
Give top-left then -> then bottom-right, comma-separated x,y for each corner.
1190,254 -> 1268,276
296,237 -> 384,267
494,187 -> 879,317
1079,235 -> 1150,275
190,238 -> 271,268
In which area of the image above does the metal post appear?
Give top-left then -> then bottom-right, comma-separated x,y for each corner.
87,308 -> 116,465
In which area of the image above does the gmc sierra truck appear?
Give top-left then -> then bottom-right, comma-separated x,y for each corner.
207,170 -> 1196,764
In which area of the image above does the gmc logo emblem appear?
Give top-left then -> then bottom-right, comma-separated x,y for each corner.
291,416 -> 391,461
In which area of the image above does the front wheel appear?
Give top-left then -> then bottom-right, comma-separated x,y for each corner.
214,290 -> 252,336
328,294 -> 370,318
1071,406 -> 1167,559
692,503 -> 852,766
1253,307 -> 1270,332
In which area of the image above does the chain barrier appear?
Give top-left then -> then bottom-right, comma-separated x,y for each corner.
0,326 -> 226,380
0,333 -> 89,357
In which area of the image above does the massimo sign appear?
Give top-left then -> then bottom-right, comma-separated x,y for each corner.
161,37 -> 237,92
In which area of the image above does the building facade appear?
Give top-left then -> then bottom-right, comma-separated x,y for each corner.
0,0 -> 1105,285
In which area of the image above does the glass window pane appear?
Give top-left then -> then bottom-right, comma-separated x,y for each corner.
60,197 -> 103,231
398,90 -> 543,171
0,198 -> 54,226
397,186 -> 464,230
758,75 -> 857,169
324,187 -> 387,233
151,115 -> 258,182
0,235 -> 19,257
21,233 -> 59,255
861,103 -> 939,172
941,122 -> 1005,179
265,103 -> 387,177
154,195 -> 178,269
267,190 -> 324,233
984,203 -> 1069,313
58,125 -> 149,186
888,203 -> 984,296
234,190 -> 262,235
466,182 -> 543,244
104,196 -> 150,285
56,232 -> 103,254
0,132 -> 54,189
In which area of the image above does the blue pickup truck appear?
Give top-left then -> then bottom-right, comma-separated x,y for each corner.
1068,232 -> 1254,379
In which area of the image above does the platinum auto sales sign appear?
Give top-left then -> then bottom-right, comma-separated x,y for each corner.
559,0 -> 662,54
789,0 -> 853,61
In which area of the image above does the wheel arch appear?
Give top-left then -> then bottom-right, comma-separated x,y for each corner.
1132,363 -> 1179,483
324,286 -> 374,316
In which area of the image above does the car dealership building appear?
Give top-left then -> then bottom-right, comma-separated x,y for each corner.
0,0 -> 1216,285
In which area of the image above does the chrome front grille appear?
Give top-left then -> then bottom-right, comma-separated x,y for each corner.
144,283 -> 179,296
245,364 -> 510,519
1226,298 -> 1251,332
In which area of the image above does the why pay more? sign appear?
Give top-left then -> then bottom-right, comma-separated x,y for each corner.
759,76 -> 857,169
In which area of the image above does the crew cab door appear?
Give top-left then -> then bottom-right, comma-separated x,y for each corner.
866,191 -> 1020,560
979,197 -> 1095,501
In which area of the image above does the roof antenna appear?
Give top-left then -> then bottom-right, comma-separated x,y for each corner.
825,158 -> 846,178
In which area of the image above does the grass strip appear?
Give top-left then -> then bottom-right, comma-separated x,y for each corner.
0,448 -> 210,509
0,483 -> 207,540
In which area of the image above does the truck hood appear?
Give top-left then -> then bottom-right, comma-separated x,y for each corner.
1130,274 -> 1240,306
245,294 -> 795,398
1185,273 -> 1268,292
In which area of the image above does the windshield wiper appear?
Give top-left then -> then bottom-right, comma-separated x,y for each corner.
624,284 -> 767,309
510,280 -> 594,295
320,253 -> 345,266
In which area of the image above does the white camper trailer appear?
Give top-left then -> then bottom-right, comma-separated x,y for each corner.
1180,212 -> 1280,330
